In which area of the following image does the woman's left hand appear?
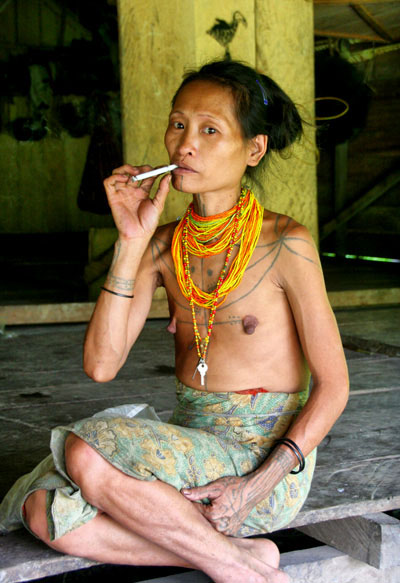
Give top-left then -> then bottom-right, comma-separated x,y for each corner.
181,476 -> 255,536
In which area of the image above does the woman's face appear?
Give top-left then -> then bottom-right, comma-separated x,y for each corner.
164,80 -> 252,196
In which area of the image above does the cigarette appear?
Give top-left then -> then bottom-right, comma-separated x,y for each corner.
131,164 -> 178,182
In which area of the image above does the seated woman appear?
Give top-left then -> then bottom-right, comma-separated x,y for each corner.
0,60 -> 349,583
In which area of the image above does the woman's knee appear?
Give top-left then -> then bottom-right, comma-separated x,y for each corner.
24,489 -> 88,556
65,433 -> 108,503
24,490 -> 51,543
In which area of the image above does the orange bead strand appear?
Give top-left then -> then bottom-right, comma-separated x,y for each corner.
171,188 -> 264,366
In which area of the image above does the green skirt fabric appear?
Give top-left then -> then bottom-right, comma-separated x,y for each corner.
0,381 -> 316,540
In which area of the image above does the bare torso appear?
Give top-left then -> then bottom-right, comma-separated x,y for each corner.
151,210 -> 316,393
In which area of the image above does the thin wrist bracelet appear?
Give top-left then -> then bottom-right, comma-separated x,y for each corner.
274,438 -> 305,474
101,286 -> 134,299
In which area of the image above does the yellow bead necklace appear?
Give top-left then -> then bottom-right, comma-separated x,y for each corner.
171,188 -> 264,385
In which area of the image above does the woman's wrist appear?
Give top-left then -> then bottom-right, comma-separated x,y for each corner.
117,234 -> 151,252
245,445 -> 297,503
102,238 -> 147,295
103,273 -> 135,295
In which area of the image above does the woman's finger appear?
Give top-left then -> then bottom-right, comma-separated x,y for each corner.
152,174 -> 171,212
111,164 -> 148,176
104,174 -> 131,188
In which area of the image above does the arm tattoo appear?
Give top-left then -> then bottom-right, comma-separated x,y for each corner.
240,447 -> 296,509
106,241 -> 135,292
106,274 -> 135,292
198,446 -> 297,535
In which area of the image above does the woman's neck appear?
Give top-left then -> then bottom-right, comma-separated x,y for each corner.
192,188 -> 242,217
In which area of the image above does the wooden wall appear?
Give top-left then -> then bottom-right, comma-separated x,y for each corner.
0,0 -> 317,237
118,0 -> 318,240
0,0 -> 115,234
316,41 -> 400,259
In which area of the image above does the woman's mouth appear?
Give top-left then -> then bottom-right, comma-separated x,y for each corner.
172,163 -> 197,175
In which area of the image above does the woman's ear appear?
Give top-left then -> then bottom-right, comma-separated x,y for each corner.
247,134 -> 268,167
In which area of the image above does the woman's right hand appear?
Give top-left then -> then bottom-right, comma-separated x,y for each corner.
103,164 -> 172,241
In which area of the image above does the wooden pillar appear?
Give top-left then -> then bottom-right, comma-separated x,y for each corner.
255,0 -> 318,241
118,0 -> 317,239
334,141 -> 349,257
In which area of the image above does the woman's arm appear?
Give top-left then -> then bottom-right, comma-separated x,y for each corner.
83,164 -> 171,382
275,222 -> 349,453
182,223 -> 349,534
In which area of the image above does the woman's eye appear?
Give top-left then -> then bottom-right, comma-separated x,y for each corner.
173,121 -> 184,129
203,127 -> 217,135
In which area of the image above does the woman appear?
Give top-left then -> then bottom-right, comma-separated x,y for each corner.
1,60 -> 349,583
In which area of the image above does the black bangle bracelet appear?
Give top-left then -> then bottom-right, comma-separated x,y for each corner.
101,286 -> 134,299
274,438 -> 305,474
275,440 -> 304,474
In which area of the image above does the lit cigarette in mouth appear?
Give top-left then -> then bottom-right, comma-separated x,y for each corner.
131,164 -> 178,182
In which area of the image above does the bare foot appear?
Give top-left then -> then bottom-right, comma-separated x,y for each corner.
206,541 -> 289,583
209,537 -> 289,583
232,537 -> 280,568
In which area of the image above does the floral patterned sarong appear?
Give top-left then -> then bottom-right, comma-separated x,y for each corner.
0,380 -> 316,540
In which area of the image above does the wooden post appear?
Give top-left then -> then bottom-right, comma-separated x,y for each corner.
117,0 -> 256,224
255,0 -> 318,241
117,0 -> 317,238
334,141 -> 349,257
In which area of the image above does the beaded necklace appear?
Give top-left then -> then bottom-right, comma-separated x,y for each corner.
171,188 -> 264,385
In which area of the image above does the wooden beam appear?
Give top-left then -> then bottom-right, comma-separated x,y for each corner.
0,293 -> 169,326
1,287 -> 399,326
0,303 -> 95,325
298,512 -> 400,569
350,3 -> 394,42
320,168 -> 400,240
327,287 -> 400,307
314,1 -> 396,4
346,205 -> 400,235
281,544 -> 400,582
314,28 -> 388,43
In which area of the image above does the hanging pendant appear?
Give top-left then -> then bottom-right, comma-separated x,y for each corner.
192,358 -> 208,385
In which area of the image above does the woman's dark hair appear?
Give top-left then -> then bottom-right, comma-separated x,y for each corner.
172,60 -> 303,169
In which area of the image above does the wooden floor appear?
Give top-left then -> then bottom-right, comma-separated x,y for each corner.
0,306 -> 399,582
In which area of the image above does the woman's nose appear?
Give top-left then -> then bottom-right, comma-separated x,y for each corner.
176,129 -> 196,157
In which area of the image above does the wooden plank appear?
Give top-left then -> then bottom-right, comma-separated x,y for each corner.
140,573 -> 211,582
2,537 -> 400,583
314,0 -> 397,5
321,168 -> 400,240
327,288 -> 400,308
289,388 -> 400,528
281,545 -> 400,583
0,295 -> 169,326
347,205 -> 400,234
350,4 -> 394,42
0,303 -> 95,325
314,28 -> 387,42
0,530 -> 96,583
291,493 -> 400,530
1,287 -> 399,325
298,512 -> 400,568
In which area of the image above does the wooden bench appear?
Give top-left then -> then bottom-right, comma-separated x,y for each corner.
2,382 -> 400,582
1,320 -> 399,582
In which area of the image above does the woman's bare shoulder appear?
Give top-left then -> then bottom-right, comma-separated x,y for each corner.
260,210 -> 313,244
258,210 -> 321,281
